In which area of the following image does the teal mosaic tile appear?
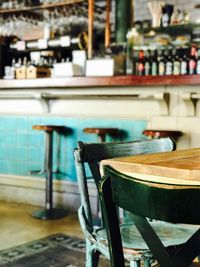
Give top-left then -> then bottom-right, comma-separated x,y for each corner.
17,133 -> 29,147
28,147 -> 44,164
4,134 -> 17,147
6,147 -> 17,161
25,133 -> 43,148
0,160 -> 9,173
0,118 -> 6,131
0,116 -> 147,181
0,147 -> 6,160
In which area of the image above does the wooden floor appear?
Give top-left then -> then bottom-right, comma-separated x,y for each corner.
0,201 -> 83,251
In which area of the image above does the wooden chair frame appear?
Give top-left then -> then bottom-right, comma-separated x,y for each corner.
74,138 -> 175,266
101,165 -> 200,267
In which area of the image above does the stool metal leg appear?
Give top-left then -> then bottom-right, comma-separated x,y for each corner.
98,133 -> 106,143
32,131 -> 67,220
46,131 -> 53,210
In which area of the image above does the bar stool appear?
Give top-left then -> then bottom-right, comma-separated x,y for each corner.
83,127 -> 120,142
31,125 -> 68,220
143,129 -> 182,142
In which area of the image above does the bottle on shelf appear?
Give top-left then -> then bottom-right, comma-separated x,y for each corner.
180,48 -> 188,75
196,48 -> 200,75
138,50 -> 145,76
173,49 -> 181,76
15,57 -> 27,79
144,50 -> 151,76
189,46 -> 197,75
133,50 -> 139,75
158,50 -> 165,76
165,49 -> 172,75
10,58 -> 16,79
151,50 -> 158,76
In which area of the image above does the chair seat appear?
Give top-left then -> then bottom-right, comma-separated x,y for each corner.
96,221 -> 197,251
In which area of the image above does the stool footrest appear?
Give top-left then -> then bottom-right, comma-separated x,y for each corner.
28,170 -> 46,175
32,208 -> 68,220
28,170 -> 59,175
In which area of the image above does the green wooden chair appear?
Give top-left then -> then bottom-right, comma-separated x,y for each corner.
100,164 -> 200,267
74,138 -> 184,266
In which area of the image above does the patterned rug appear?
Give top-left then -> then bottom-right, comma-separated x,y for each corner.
0,233 -> 109,267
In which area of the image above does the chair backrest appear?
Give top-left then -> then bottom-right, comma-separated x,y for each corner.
101,165 -> 200,267
74,137 -> 175,234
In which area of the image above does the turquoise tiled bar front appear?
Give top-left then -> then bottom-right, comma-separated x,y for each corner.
0,116 -> 147,181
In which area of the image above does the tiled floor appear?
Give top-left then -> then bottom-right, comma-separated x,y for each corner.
0,201 -> 83,251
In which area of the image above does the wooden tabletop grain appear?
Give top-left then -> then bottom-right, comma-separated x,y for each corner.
101,148 -> 200,185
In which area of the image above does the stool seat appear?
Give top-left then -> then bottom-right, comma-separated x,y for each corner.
32,125 -> 67,132
83,127 -> 120,143
143,129 -> 182,141
31,124 -> 68,220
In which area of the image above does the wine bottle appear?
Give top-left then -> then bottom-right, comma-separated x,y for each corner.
196,49 -> 200,75
158,50 -> 165,76
151,50 -> 158,76
173,49 -> 181,75
180,49 -> 188,75
165,49 -> 173,75
138,50 -> 145,76
189,46 -> 197,75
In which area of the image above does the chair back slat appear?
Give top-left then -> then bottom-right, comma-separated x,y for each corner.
104,165 -> 200,224
82,138 -> 175,162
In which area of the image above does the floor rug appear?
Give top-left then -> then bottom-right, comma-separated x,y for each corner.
0,233 -> 110,267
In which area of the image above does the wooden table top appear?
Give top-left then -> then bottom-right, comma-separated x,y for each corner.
101,148 -> 200,186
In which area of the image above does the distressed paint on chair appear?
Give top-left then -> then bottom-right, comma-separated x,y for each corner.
74,138 -> 175,267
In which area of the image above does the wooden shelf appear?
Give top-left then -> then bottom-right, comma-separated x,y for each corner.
0,75 -> 200,89
0,0 -> 84,14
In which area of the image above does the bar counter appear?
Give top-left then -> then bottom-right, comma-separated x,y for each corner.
0,73 -> 200,211
0,75 -> 200,89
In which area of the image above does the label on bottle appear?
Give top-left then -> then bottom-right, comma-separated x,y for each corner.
151,62 -> 157,76
189,60 -> 197,75
173,61 -> 181,75
181,61 -> 187,75
197,61 -> 200,75
159,62 -> 165,76
135,62 -> 139,75
138,63 -> 144,75
166,61 -> 173,75
145,62 -> 150,75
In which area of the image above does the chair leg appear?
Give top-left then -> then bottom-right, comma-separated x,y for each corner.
86,240 -> 100,267
144,257 -> 152,267
130,259 -> 141,267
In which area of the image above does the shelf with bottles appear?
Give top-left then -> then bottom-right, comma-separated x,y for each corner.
4,49 -> 74,80
130,45 -> 200,77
